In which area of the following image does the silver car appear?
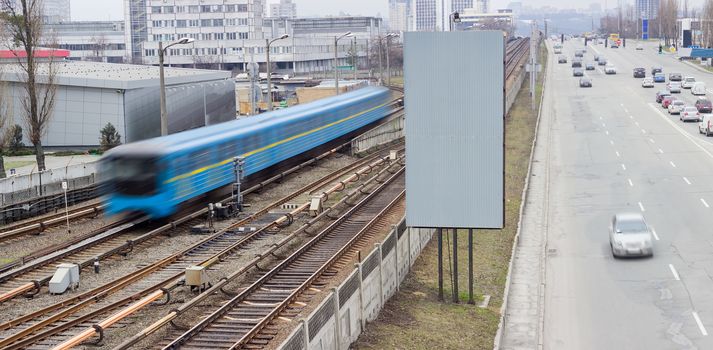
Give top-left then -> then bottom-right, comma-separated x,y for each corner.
667,82 -> 682,93
668,100 -> 685,115
610,213 -> 654,258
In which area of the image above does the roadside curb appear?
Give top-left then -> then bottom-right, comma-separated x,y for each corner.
493,36 -> 548,350
680,59 -> 713,75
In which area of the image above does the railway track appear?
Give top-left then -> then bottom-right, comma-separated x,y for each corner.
0,147 -> 403,350
506,38 -> 531,81
159,167 -> 405,350
0,202 -> 104,242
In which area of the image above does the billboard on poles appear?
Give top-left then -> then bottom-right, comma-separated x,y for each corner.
404,31 -> 505,229
642,19 -> 649,40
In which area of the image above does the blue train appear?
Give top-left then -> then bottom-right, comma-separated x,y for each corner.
100,86 -> 395,218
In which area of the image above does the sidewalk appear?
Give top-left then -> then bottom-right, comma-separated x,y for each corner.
4,154 -> 101,176
497,43 -> 555,350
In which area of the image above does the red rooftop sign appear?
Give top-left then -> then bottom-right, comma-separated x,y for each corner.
0,48 -> 70,59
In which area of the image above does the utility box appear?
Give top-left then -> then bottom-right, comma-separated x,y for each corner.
49,263 -> 80,294
185,265 -> 209,289
389,150 -> 398,161
309,196 -> 323,217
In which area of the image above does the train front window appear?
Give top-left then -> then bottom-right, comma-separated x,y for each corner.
112,157 -> 158,196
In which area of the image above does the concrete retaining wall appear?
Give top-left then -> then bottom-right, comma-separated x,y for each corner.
351,114 -> 404,155
277,218 -> 435,350
0,161 -> 98,207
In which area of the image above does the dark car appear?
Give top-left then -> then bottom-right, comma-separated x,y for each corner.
571,58 -> 582,68
656,90 -> 671,103
594,55 -> 601,61
575,50 -> 584,57
579,77 -> 592,87
669,73 -> 682,81
696,98 -> 713,113
573,67 -> 584,76
651,66 -> 663,75
558,55 -> 567,64
585,62 -> 595,70
598,58 -> 608,66
633,68 -> 646,78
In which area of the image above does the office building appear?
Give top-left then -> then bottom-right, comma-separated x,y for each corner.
389,0 -> 410,32
270,0 -> 296,18
1,0 -> 70,23
636,0 -> 659,19
47,21 -> 126,63
124,0 -> 265,64
412,0 -> 472,31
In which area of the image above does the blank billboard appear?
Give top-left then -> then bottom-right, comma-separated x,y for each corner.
404,31 -> 504,229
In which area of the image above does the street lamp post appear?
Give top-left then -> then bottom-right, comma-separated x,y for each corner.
334,31 -> 353,95
266,34 -> 289,111
385,33 -> 399,86
159,37 -> 195,136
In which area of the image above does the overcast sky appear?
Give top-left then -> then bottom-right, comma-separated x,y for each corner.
70,0 -> 708,21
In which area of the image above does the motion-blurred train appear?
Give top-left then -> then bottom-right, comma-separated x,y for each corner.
99,86 -> 396,218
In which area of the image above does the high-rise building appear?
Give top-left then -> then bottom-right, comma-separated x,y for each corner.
1,0 -> 70,23
412,0 -> 472,31
473,0 -> 489,13
270,0 -> 296,18
636,0 -> 659,19
124,0 -> 265,64
389,0 -> 409,32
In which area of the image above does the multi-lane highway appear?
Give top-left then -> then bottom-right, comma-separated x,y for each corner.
541,39 -> 713,349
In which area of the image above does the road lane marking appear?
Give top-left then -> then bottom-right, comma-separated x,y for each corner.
649,138 -> 655,143
670,161 -> 677,168
683,177 -> 691,185
602,123 -> 606,127
669,264 -> 680,280
635,121 -> 640,126
702,198 -> 710,208
651,228 -> 660,241
610,140 -> 615,145
693,311 -> 708,336
621,164 -> 627,170
616,151 -> 621,157
628,178 -> 633,187
638,201 -> 645,212
658,148 -> 664,154
642,129 -> 647,134
605,130 -> 609,135
648,103 -> 713,160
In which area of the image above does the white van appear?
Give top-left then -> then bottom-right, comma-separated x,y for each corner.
699,114 -> 713,136
692,82 -> 706,96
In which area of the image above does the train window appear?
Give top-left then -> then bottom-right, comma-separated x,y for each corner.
111,157 -> 158,196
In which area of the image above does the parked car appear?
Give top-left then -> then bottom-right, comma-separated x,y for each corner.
651,66 -> 663,75
609,213 -> 654,258
580,77 -> 592,87
669,73 -> 682,81
558,55 -> 568,63
654,73 -> 666,83
604,64 -> 617,74
695,98 -> 713,113
662,95 -> 677,109
668,100 -> 686,114
667,82 -> 682,93
692,82 -> 707,96
571,58 -> 583,68
642,77 -> 655,88
699,113 -> 713,136
585,62 -> 595,70
573,67 -> 584,76
681,106 -> 701,122
633,67 -> 646,78
656,90 -> 671,103
682,76 -> 696,89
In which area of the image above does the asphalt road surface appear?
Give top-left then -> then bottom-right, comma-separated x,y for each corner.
543,39 -> 713,349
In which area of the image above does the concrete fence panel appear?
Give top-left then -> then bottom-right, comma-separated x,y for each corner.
307,293 -> 337,350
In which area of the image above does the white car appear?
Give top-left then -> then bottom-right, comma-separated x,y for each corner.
681,106 -> 701,122
609,213 -> 654,258
682,76 -> 696,89
641,77 -> 654,88
699,114 -> 713,136
692,82 -> 706,95
604,64 -> 617,74
667,82 -> 682,93
636,43 -> 644,50
668,100 -> 685,114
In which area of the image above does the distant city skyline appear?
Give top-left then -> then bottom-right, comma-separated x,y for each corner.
68,0 -> 709,21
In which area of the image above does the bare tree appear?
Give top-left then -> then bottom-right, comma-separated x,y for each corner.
703,0 -> 713,47
89,33 -> 108,62
1,0 -> 58,171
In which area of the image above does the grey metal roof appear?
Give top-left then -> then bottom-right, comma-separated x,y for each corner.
1,61 -> 231,90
